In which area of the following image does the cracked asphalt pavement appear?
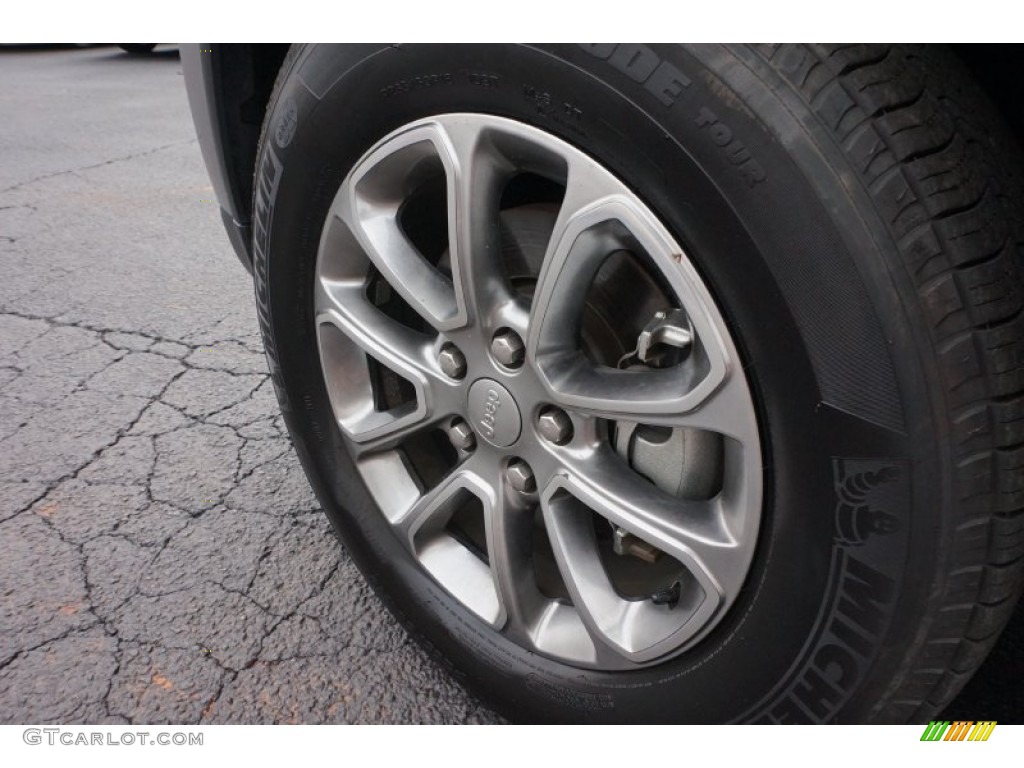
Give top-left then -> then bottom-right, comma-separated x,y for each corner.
0,45 -> 500,725
1,45 -> 1018,726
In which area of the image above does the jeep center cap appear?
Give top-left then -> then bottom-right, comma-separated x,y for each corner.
467,379 -> 521,448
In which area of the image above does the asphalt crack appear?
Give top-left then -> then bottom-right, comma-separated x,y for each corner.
0,140 -> 198,197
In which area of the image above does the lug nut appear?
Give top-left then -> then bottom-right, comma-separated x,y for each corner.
447,418 -> 476,452
490,329 -> 525,368
506,459 -> 536,494
438,343 -> 467,380
537,406 -> 573,445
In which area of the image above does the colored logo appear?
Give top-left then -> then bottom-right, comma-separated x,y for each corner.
920,720 -> 997,741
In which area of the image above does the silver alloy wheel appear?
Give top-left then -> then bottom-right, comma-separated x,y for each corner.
313,114 -> 763,670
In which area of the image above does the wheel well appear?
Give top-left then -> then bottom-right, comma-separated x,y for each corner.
949,44 -> 1024,140
210,44 -> 291,225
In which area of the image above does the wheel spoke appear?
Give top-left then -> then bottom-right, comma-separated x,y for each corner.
399,454 -> 505,627
539,449 -> 735,663
430,117 -> 514,327
397,456 -> 481,540
552,448 -> 734,596
315,276 -> 458,447
526,172 -> 733,428
487,471 -> 548,644
316,277 -> 451,386
329,123 -> 468,331
561,368 -> 756,443
344,411 -> 453,460
526,170 -> 631,366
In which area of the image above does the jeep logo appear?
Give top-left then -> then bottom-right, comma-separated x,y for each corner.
468,379 -> 521,448
479,388 -> 501,439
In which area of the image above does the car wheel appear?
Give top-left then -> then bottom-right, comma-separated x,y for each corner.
252,44 -> 1024,723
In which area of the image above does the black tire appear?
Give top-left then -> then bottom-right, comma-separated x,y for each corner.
117,44 -> 156,54
252,44 -> 1024,723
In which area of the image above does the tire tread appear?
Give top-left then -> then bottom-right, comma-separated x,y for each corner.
759,42 -> 1024,722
